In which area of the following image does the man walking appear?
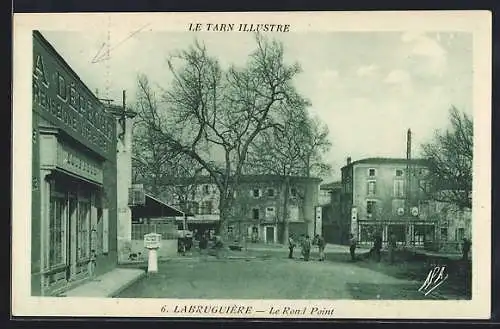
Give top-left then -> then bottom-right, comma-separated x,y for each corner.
288,234 -> 296,259
462,237 -> 471,261
373,232 -> 382,262
349,233 -> 357,261
302,235 -> 312,261
316,234 -> 326,261
388,233 -> 397,264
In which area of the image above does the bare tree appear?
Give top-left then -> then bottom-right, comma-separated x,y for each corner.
421,107 -> 473,209
245,107 -> 332,242
132,80 -> 204,199
135,34 -> 307,239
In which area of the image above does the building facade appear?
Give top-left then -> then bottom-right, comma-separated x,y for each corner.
32,31 -> 119,296
340,157 -> 436,247
320,182 -> 345,244
160,175 -> 322,244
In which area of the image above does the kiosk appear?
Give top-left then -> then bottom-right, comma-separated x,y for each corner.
144,233 -> 161,273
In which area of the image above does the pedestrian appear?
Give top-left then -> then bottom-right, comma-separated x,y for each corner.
316,234 -> 326,261
199,232 -> 208,254
302,235 -> 312,261
214,235 -> 224,259
388,233 -> 397,264
349,233 -> 357,261
462,237 -> 471,261
373,232 -> 382,262
288,234 -> 296,259
88,249 -> 97,280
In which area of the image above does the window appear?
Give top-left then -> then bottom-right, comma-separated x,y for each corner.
203,185 -> 210,195
440,227 -> 448,241
366,201 -> 376,215
252,188 -> 260,198
367,181 -> 376,196
252,208 -> 260,220
456,228 -> 465,241
396,169 -> 403,177
200,201 -> 213,214
77,201 -> 91,260
289,205 -> 299,221
290,187 -> 297,197
368,168 -> 376,177
420,180 -> 431,193
267,188 -> 275,197
227,226 -> 234,234
49,197 -> 65,267
394,180 -> 405,198
265,207 -> 276,219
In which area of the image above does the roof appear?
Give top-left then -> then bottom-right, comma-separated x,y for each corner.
342,157 -> 429,170
320,181 -> 342,190
160,174 -> 322,186
130,193 -> 185,219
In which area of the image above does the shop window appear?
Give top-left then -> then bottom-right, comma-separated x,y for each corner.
49,197 -> 65,268
77,201 -> 91,260
252,208 -> 260,220
367,181 -> 376,196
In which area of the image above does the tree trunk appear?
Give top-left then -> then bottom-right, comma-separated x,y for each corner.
281,176 -> 290,244
218,193 -> 231,242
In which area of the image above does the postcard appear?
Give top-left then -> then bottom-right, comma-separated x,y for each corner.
12,11 -> 491,319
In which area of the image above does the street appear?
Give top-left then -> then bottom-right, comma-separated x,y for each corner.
117,247 -> 471,300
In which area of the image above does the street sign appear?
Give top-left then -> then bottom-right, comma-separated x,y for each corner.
144,233 -> 161,249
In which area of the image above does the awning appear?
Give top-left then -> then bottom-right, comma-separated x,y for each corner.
131,193 -> 185,219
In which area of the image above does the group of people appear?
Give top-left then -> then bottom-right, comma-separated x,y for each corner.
349,231 -> 397,263
288,233 -> 326,261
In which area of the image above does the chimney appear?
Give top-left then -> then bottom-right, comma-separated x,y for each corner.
347,157 -> 352,165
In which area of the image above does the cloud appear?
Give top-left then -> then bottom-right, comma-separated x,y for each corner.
384,69 -> 411,84
356,64 -> 379,77
401,32 -> 447,77
384,69 -> 413,96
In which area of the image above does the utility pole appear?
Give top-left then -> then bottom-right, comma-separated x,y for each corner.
405,129 -> 412,247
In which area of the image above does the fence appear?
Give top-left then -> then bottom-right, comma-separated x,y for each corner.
131,223 -> 178,240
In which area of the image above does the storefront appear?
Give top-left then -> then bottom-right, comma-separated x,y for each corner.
357,220 -> 436,247
32,31 -> 118,296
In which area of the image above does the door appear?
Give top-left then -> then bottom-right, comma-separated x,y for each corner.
266,226 -> 274,244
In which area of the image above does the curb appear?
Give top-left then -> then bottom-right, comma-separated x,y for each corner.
109,270 -> 146,298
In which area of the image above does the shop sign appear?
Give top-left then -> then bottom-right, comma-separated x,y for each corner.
56,142 -> 103,184
32,33 -> 115,159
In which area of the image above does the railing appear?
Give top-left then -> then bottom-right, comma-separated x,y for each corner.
131,223 -> 178,240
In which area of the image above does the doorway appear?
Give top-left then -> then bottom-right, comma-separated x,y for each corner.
66,194 -> 78,281
266,226 -> 275,244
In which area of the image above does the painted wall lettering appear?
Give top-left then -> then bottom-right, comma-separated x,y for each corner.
33,34 -> 116,159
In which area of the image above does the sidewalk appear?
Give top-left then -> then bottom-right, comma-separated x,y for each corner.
63,268 -> 145,297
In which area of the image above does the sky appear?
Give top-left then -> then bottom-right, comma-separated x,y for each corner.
40,29 -> 473,181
